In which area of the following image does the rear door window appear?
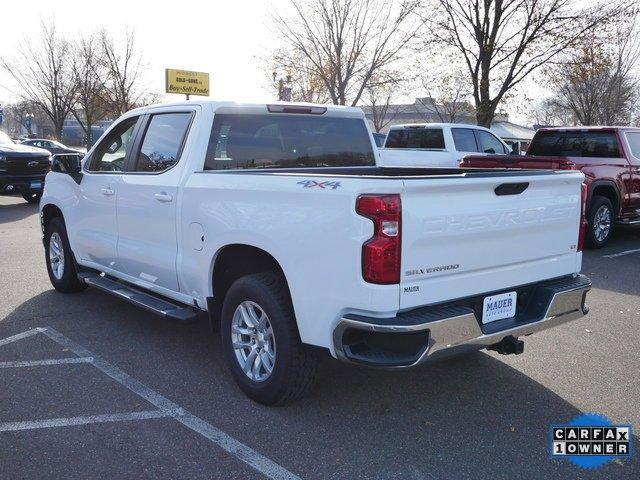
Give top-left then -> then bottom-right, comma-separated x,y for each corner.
452,128 -> 479,152
528,131 -> 621,158
204,114 -> 375,170
625,132 -> 640,158
384,128 -> 445,149
134,112 -> 193,173
474,130 -> 507,154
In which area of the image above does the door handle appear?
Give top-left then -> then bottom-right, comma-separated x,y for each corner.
154,192 -> 173,203
100,186 -> 115,196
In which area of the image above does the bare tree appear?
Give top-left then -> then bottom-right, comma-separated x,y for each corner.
364,79 -> 406,132
426,0 -> 624,127
2,100 -> 53,136
547,8 -> 640,126
528,97 -> 573,128
418,68 -> 474,122
271,0 -> 422,106
69,35 -> 111,149
98,29 -> 147,116
0,21 -> 75,140
267,49 -> 331,103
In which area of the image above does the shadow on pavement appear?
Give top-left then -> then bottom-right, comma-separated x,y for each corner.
0,198 -> 38,225
1,289 -> 638,480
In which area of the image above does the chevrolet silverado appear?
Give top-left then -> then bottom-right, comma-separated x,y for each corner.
40,102 -> 591,404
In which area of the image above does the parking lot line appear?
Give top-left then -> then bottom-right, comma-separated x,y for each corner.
602,248 -> 640,258
0,357 -> 93,368
0,327 -> 45,347
0,410 -> 173,432
1,327 -> 301,480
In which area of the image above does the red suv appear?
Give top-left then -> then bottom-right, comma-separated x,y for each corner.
461,127 -> 640,247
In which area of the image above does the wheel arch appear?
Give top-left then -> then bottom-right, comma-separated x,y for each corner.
588,180 -> 620,218
40,203 -> 65,235
207,243 -> 293,330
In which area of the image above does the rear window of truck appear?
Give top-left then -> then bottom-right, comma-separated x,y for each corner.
204,114 -> 375,170
528,131 -> 621,158
384,128 -> 445,149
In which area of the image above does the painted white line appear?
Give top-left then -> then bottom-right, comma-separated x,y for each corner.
603,248 -> 640,258
0,328 -> 45,347
0,357 -> 94,369
0,410 -> 171,432
40,327 -> 300,480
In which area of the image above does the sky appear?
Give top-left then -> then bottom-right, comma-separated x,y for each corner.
0,0 -> 290,104
0,0 -> 545,124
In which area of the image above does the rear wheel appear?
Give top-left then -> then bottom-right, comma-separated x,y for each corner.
586,196 -> 614,248
22,192 -> 42,204
220,272 -> 319,405
44,217 -> 87,293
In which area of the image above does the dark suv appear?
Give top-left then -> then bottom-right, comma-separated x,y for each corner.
0,131 -> 52,203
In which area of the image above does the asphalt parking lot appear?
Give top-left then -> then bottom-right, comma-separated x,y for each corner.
1,194 -> 639,480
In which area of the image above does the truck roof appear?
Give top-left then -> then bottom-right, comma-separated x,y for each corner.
536,126 -> 640,133
388,122 -> 494,132
130,101 -> 365,118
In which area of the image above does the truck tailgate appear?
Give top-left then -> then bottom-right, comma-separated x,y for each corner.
400,172 -> 584,309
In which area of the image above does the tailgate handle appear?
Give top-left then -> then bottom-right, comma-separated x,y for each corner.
495,182 -> 529,196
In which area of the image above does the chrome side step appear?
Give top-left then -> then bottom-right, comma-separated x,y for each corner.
78,273 -> 198,323
617,217 -> 640,225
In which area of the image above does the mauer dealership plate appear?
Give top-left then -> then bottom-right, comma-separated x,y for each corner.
482,291 -> 517,324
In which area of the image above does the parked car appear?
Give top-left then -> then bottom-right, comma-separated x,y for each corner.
372,132 -> 386,147
21,138 -> 83,155
0,130 -> 51,203
40,101 -> 590,405
379,123 -> 512,168
461,126 -> 640,248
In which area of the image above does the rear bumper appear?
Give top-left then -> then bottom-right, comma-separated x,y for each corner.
0,174 -> 46,194
332,274 -> 591,367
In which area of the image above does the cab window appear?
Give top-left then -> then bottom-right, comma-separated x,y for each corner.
475,130 -> 507,154
86,117 -> 139,172
134,112 -> 193,173
385,128 -> 445,149
452,128 -> 479,152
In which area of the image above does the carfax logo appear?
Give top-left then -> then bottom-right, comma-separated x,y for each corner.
550,413 -> 633,469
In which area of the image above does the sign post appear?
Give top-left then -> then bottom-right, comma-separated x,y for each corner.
165,69 -> 210,100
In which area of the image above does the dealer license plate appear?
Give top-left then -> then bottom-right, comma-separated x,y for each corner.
482,291 -> 517,324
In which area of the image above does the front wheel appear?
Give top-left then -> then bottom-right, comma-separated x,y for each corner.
22,192 -> 42,204
44,217 -> 87,293
586,196 -> 614,248
220,272 -> 319,405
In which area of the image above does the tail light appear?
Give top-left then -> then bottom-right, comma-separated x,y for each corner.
577,183 -> 588,251
356,194 -> 401,284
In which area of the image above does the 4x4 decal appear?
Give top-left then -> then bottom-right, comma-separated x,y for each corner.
297,180 -> 341,190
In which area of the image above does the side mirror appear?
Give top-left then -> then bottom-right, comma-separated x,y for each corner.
51,154 -> 83,175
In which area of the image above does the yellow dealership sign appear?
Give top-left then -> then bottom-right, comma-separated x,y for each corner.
165,69 -> 209,97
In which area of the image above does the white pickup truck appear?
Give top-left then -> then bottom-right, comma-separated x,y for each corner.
380,123 -> 512,168
40,101 -> 591,405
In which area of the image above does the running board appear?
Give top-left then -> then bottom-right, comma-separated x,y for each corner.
78,273 -> 198,323
617,218 -> 640,225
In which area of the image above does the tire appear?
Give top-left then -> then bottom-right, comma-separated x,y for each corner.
44,217 -> 87,293
22,192 -> 42,204
220,272 -> 319,405
586,196 -> 614,248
